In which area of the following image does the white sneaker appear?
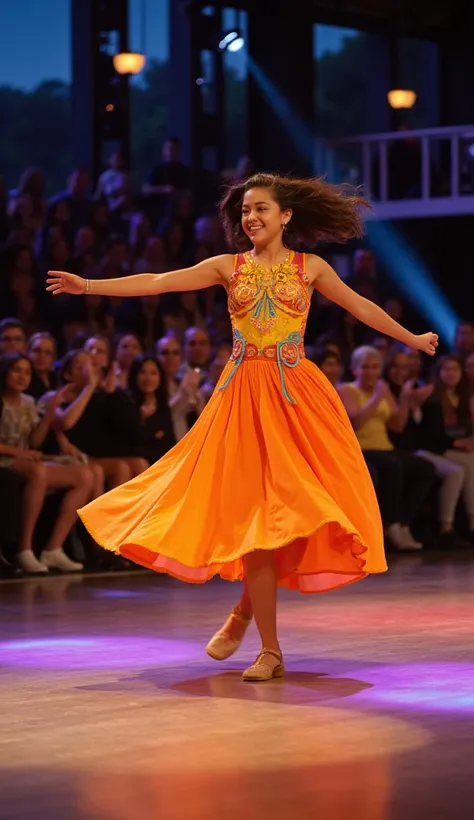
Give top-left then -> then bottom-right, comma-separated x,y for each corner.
40,549 -> 84,572
400,526 -> 423,550
18,551 -> 49,574
386,523 -> 423,551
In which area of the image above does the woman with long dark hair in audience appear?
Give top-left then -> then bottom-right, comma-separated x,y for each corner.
415,355 -> 474,542
48,172 -> 438,681
112,333 -> 143,390
26,332 -> 59,399
0,351 -> 93,574
127,355 -> 176,461
384,350 -> 468,548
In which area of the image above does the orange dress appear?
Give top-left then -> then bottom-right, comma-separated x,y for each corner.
78,251 -> 387,592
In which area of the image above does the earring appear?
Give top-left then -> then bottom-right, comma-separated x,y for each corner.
282,222 -> 287,231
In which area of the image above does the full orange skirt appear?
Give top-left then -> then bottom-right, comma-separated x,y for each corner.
78,360 -> 387,593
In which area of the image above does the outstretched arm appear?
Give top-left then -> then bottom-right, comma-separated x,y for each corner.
307,255 -> 438,355
47,255 -> 234,298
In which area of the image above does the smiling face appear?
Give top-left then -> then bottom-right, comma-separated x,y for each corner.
353,351 -> 382,389
241,187 -> 291,247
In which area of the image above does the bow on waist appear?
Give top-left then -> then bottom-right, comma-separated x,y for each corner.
218,330 -> 304,404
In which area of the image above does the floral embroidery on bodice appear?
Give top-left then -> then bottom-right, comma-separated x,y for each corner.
228,250 -> 310,348
219,251 -> 311,404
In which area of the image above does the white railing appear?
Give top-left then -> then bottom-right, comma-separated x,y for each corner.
322,124 -> 474,219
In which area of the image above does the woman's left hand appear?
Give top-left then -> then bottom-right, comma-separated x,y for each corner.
412,332 -> 439,356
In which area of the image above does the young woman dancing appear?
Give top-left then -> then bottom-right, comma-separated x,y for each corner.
47,174 -> 438,681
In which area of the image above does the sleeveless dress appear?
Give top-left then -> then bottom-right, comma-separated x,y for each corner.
78,251 -> 386,593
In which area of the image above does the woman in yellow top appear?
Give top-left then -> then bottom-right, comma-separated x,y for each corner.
338,345 -> 436,551
46,173 -> 438,682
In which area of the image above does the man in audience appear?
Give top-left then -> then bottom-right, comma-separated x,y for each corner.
178,326 -> 211,381
453,321 -> 474,360
0,319 -> 27,355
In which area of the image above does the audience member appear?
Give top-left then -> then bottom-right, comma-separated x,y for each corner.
338,346 -> 436,550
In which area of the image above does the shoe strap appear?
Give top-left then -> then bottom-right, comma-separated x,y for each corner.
259,648 -> 282,662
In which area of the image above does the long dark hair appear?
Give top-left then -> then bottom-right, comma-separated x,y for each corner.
0,352 -> 32,414
219,172 -> 370,250
128,354 -> 170,411
431,354 -> 471,428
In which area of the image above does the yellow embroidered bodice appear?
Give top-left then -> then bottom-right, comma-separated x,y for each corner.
219,250 -> 311,403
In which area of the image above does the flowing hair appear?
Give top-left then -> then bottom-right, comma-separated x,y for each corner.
219,172 -> 370,251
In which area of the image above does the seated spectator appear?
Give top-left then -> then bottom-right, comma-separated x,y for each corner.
26,332 -> 59,399
128,355 -> 176,460
416,355 -> 474,545
385,350 -> 468,548
0,318 -> 27,355
0,352 -> 93,574
112,333 -> 142,389
338,346 -> 436,551
311,347 -> 343,387
156,335 -> 204,440
55,347 -> 148,488
178,326 -> 211,380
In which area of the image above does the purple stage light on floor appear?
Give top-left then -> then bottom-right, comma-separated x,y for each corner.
1,636 -> 202,670
356,662 -> 474,713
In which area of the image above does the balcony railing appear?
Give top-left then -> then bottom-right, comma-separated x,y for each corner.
322,124 -> 474,219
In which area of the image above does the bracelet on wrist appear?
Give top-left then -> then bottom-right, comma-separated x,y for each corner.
85,278 -> 91,293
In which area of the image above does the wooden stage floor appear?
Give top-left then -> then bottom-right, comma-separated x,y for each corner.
1,552 -> 474,820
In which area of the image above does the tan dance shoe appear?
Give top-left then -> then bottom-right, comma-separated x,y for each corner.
206,607 -> 252,661
242,648 -> 285,682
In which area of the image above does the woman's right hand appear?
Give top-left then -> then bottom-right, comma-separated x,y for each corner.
46,271 -> 86,296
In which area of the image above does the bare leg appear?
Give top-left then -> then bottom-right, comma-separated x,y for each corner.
42,464 -> 93,552
243,550 -> 279,652
122,456 -> 149,477
7,461 -> 47,552
91,458 -> 131,489
89,462 -> 105,498
237,578 -> 253,620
